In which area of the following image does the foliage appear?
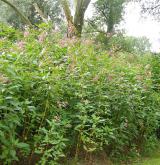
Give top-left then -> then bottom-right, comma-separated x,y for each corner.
0,0 -> 62,28
96,33 -> 151,54
0,24 -> 160,164
0,23 -> 21,40
151,54 -> 160,92
89,0 -> 127,33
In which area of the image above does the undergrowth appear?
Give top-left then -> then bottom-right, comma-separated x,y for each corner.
0,24 -> 160,165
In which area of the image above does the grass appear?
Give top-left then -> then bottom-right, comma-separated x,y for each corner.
132,149 -> 160,165
64,149 -> 160,165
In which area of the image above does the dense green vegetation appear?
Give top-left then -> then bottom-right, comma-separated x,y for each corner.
0,0 -> 160,164
0,24 -> 160,165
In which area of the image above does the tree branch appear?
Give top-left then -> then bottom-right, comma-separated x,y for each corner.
1,0 -> 32,26
33,3 -> 48,23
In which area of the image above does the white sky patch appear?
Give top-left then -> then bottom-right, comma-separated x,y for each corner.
122,2 -> 160,52
85,0 -> 97,18
85,0 -> 160,52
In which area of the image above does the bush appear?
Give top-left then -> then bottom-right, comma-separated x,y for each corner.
96,33 -> 151,54
0,26 -> 160,164
152,54 -> 160,92
0,23 -> 21,40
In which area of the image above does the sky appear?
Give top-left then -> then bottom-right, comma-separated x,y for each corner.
85,1 -> 160,52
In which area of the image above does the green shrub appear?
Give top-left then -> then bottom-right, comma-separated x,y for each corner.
96,33 -> 151,54
0,23 -> 21,40
151,54 -> 160,92
0,25 -> 160,164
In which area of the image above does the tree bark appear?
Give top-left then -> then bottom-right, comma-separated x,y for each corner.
33,3 -> 48,23
74,0 -> 91,37
61,0 -> 91,38
107,8 -> 114,33
61,0 -> 77,37
1,0 -> 32,27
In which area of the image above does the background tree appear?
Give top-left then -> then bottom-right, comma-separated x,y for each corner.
0,0 -> 62,28
30,0 -> 62,25
89,0 -> 127,34
0,0 -> 32,26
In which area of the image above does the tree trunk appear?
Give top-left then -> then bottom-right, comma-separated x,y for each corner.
33,3 -> 48,23
107,8 -> 114,33
61,0 -> 77,37
1,0 -> 32,27
61,0 -> 91,38
74,0 -> 91,37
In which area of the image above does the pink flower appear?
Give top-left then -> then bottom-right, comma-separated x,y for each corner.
83,39 -> 93,45
38,32 -> 47,43
24,31 -> 30,37
59,37 -> 79,47
17,41 -> 25,49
